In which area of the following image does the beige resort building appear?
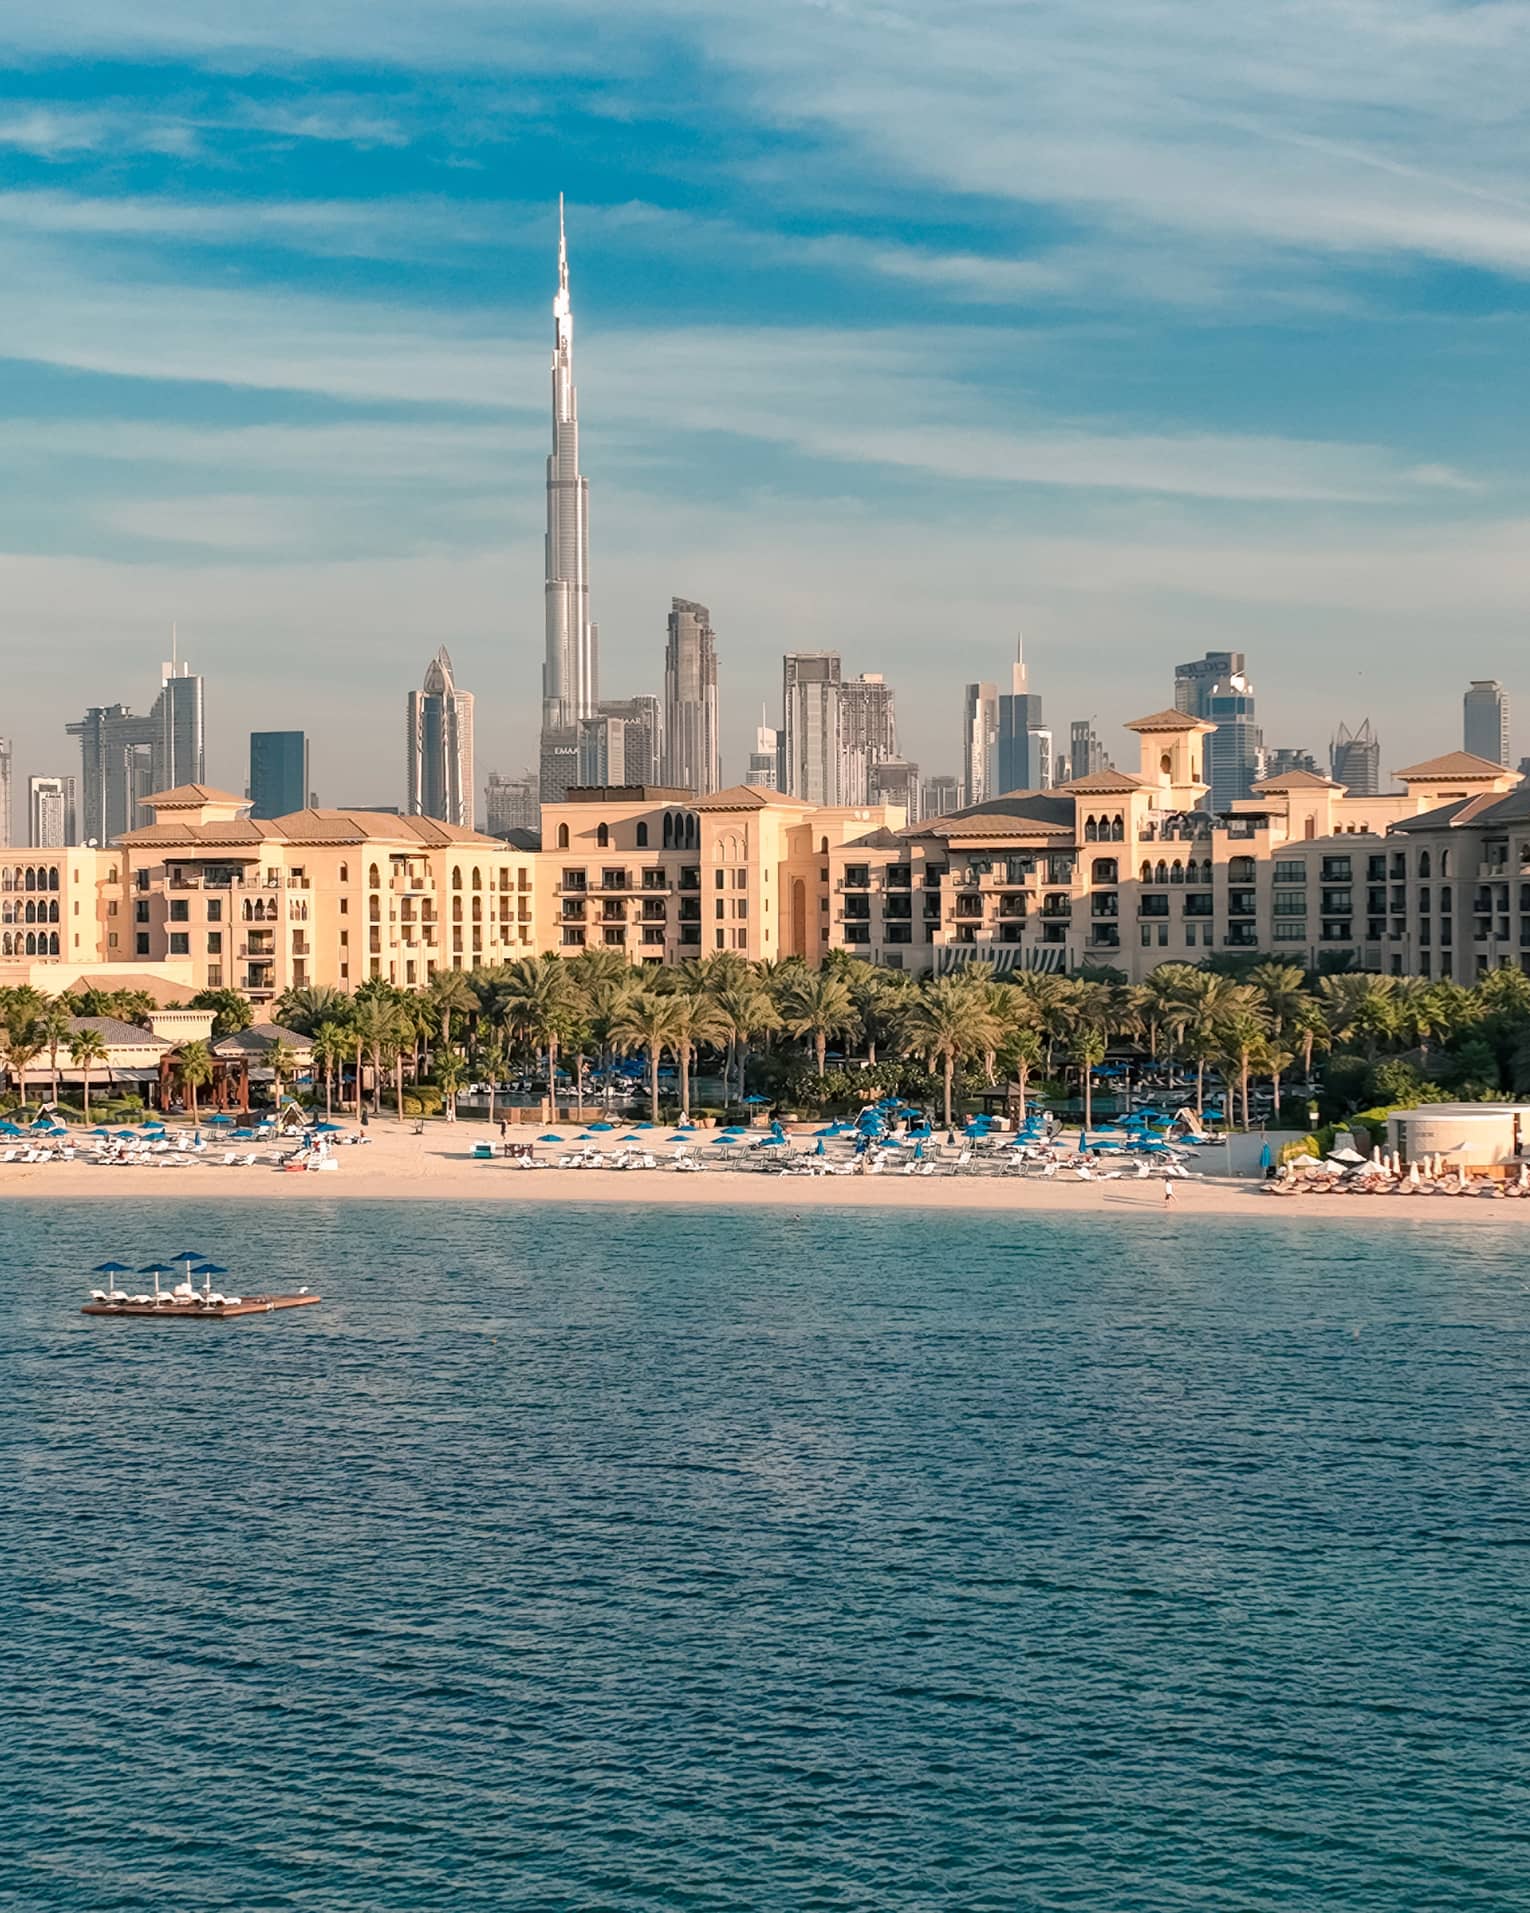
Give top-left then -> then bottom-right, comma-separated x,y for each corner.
1,728 -> 1526,1000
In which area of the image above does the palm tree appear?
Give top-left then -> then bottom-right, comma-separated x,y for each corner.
353,997 -> 406,1114
665,990 -> 730,1119
1247,961 -> 1311,1042
179,1039 -> 214,1121
274,983 -> 349,1035
2,1018 -> 42,1108
496,955 -> 578,1116
1214,1001 -> 1271,1129
1319,972 -> 1398,1059
39,998 -> 72,1106
612,992 -> 681,1122
897,977 -> 999,1129
266,1039 -> 299,1109
1070,1026 -> 1108,1132
428,970 -> 480,1060
777,970 -> 859,1079
580,973 -> 638,1104
434,1052 -> 466,1121
710,977 -> 780,1105
1009,971 -> 1078,1078
1155,969 -> 1240,1117
1004,1025 -> 1045,1127
67,1028 -> 108,1121
310,1021 -> 349,1120
476,1033 -> 509,1128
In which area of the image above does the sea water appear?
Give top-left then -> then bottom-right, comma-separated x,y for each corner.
5,1199 -> 1530,1910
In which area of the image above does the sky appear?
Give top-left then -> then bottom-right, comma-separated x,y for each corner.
3,0 -> 1530,813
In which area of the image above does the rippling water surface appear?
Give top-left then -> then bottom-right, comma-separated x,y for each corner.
6,1199 -> 1530,1910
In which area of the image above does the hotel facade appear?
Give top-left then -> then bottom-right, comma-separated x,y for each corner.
3,713 -> 1528,1002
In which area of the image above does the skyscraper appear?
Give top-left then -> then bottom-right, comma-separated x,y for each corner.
1463,680 -> 1510,765
249,731 -> 310,819
577,714 -> 627,786
782,652 -> 844,804
1175,651 -> 1245,719
840,673 -> 897,803
662,598 -> 720,793
995,638 -> 1050,793
407,647 -> 475,827
1330,719 -> 1380,795
66,703 -> 157,843
1264,746 -> 1320,779
0,738 -> 10,846
150,659 -> 205,793
599,696 -> 663,785
1204,672 -> 1263,812
869,755 -> 921,821
485,770 -> 539,837
540,197 -> 596,799
922,773 -> 961,818
961,681 -> 998,807
1068,718 -> 1111,780
746,714 -> 781,790
28,775 -> 77,847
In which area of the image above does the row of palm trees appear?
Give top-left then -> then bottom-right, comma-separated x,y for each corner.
11,957 -> 1524,1131
266,952 -> 1360,1129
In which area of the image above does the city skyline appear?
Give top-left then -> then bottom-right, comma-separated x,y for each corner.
2,7 -> 1528,804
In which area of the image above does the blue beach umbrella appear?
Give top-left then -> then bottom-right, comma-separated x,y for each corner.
589,1121 -> 616,1131
667,1132 -> 692,1143
715,1133 -> 740,1145
314,1122 -> 344,1133
190,1264 -> 228,1277
92,1261 -> 133,1275
0,1120 -> 22,1136
538,1133 -> 563,1143
115,1128 -> 138,1138
815,1139 -> 826,1156
205,1112 -> 233,1126
167,1248 -> 206,1264
744,1094 -> 771,1105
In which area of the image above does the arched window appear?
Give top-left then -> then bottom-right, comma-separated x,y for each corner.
449,866 -> 461,890
25,932 -> 36,955
471,868 -> 482,891
1419,851 -> 1431,878
369,896 -> 380,922
24,868 -> 35,892
554,823 -> 567,850
48,900 -> 59,923
472,896 -> 482,921
1441,850 -> 1452,878
596,823 -> 610,849
48,932 -> 58,955
369,863 -> 380,889
1091,858 -> 1117,884
636,822 -> 648,848
48,866 -> 59,891
819,836 -> 829,855
1110,816 -> 1123,842
1084,817 -> 1098,843
452,897 -> 463,922
1140,861 -> 1152,882
662,813 -> 673,849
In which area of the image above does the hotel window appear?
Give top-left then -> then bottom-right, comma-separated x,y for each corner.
108,932 -> 118,950
1322,889 -> 1351,913
736,899 -> 748,919
1274,923 -> 1306,942
1273,861 -> 1304,885
135,900 -> 149,923
135,933 -> 150,955
716,898 -> 725,919
1321,855 -> 1352,882
715,869 -> 725,888
207,899 -> 222,921
716,929 -> 725,949
339,930 -> 348,947
1273,893 -> 1306,917
207,933 -> 222,954
169,899 -> 189,922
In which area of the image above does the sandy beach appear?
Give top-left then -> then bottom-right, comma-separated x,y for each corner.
1,1118 -> 1520,1222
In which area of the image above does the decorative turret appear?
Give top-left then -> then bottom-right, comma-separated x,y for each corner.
1123,709 -> 1214,808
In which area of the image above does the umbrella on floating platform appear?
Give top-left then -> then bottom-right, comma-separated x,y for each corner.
190,1263 -> 228,1277
139,1262 -> 173,1301
92,1260 -> 133,1275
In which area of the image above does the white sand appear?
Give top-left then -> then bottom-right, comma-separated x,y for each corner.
0,1118 -> 1517,1222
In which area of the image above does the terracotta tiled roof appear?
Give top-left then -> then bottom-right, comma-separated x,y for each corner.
1058,769 -> 1145,794
1251,769 -> 1342,791
140,784 -> 248,808
1124,709 -> 1215,734
691,785 -> 799,811
1394,751 -> 1513,781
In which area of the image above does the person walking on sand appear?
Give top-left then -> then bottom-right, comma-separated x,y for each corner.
1162,1177 -> 1174,1206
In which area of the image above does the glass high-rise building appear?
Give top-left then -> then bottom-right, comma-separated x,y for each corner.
28,775 -> 77,847
782,652 -> 844,804
249,731 -> 310,819
1330,719 -> 1380,794
66,703 -> 157,843
662,599 -> 719,793
1463,680 -> 1510,765
1175,650 -> 1246,719
1204,673 -> 1263,813
407,648 -> 475,827
540,198 -> 596,799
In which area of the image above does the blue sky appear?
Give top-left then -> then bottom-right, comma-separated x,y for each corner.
3,0 -> 1529,808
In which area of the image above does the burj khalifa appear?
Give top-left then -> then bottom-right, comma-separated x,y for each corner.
539,196 -> 596,798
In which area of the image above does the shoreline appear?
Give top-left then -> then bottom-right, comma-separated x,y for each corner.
0,1121 -> 1518,1222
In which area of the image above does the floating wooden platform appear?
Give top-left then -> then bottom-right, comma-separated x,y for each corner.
82,1294 -> 321,1320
